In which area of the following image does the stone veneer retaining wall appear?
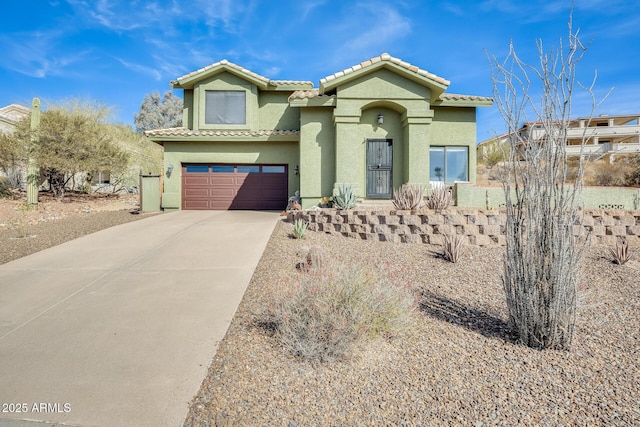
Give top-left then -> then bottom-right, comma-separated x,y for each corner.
288,208 -> 640,247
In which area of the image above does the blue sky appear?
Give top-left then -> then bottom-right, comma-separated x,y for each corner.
0,0 -> 637,142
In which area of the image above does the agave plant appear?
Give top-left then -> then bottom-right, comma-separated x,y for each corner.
292,218 -> 308,239
333,183 -> 358,210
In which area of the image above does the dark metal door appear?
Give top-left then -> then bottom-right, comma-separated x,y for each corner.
366,139 -> 393,198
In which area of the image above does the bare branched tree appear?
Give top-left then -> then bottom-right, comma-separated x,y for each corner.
488,14 -> 607,350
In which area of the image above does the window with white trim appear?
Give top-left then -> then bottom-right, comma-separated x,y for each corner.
429,146 -> 469,183
205,91 -> 246,124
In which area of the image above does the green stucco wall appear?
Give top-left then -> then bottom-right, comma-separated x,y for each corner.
456,183 -> 640,210
258,92 -> 300,131
299,108 -> 335,206
191,72 -> 259,131
430,107 -> 477,185
161,140 -> 299,210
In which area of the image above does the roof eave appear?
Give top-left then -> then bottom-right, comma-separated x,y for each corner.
433,99 -> 494,107
172,65 -> 271,90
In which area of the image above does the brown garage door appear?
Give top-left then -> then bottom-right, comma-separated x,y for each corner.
182,164 -> 288,210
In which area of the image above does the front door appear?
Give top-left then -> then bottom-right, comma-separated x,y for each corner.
366,138 -> 393,198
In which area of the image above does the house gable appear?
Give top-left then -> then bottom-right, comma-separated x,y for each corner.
320,53 -> 449,102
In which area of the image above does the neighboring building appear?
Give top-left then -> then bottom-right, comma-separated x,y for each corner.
0,104 -> 30,134
146,53 -> 493,210
513,114 -> 640,158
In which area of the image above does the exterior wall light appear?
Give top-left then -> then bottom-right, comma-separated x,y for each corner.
167,164 -> 174,174
377,113 -> 384,125
294,165 -> 300,175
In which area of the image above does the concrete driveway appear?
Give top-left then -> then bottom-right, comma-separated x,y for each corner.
0,210 -> 279,427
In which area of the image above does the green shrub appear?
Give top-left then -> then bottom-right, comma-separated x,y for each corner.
268,264 -> 415,363
333,183 -> 358,210
0,177 -> 12,198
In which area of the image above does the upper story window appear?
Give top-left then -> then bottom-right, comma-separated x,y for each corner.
205,91 -> 246,124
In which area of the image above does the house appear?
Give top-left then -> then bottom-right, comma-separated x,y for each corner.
0,104 -> 30,134
146,53 -> 493,210
511,114 -> 640,159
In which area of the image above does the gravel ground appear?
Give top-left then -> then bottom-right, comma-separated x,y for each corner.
2,197 -> 638,426
0,192 -> 154,264
183,219 -> 640,427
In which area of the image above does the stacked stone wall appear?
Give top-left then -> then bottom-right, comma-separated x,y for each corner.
288,208 -> 640,247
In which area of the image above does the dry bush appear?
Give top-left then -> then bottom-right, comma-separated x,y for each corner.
609,239 -> 632,265
267,264 -> 415,363
392,183 -> 424,210
585,160 -> 633,187
441,233 -> 465,263
425,184 -> 452,210
487,15 -> 603,350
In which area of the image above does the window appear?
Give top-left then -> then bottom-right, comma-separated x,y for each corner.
262,165 -> 285,173
205,91 -> 246,124
430,146 -> 469,183
185,165 -> 209,173
211,165 -> 234,172
237,165 -> 260,173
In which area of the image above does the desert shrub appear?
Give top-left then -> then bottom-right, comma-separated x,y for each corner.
268,264 -> 415,363
588,161 -> 631,186
609,239 -> 632,265
425,184 -> 452,210
441,233 -> 465,263
0,177 -> 11,198
392,183 -> 424,210
291,218 -> 307,239
333,183 -> 358,210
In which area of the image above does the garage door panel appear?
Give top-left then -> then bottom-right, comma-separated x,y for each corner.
182,164 -> 288,210
184,188 -> 210,197
183,175 -> 211,186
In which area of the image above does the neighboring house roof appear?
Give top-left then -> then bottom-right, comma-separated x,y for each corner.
319,53 -> 450,98
0,104 -> 30,130
171,59 -> 314,91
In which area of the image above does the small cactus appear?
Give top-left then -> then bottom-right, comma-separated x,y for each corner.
306,245 -> 327,271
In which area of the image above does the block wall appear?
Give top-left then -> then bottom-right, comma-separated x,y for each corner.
288,208 -> 640,247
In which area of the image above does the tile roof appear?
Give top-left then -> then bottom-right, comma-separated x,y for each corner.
173,59 -> 313,87
320,53 -> 450,88
288,89 -> 492,103
288,89 -> 330,101
438,93 -> 493,102
145,127 -> 299,137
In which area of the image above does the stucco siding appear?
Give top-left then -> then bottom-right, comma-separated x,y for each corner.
192,72 -> 259,131
161,140 -> 299,210
299,108 -> 335,207
430,107 -> 477,184
339,69 -> 430,101
258,92 -> 300,131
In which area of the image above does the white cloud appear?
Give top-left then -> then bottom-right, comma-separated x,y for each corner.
115,57 -> 163,81
0,29 -> 90,78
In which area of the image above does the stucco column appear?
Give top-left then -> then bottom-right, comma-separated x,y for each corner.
402,114 -> 432,185
333,113 -> 361,196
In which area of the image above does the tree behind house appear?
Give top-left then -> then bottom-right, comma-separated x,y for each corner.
5,101 -> 129,198
488,17 -> 603,350
134,91 -> 183,133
